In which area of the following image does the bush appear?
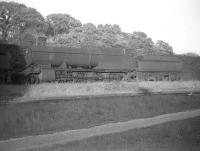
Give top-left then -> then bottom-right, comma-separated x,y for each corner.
0,44 -> 26,72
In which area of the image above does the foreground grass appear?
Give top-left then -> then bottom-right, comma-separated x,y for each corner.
0,81 -> 200,103
34,117 -> 200,151
0,93 -> 200,140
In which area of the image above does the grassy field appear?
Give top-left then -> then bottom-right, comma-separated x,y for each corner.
0,93 -> 200,140
0,81 -> 200,103
33,117 -> 200,151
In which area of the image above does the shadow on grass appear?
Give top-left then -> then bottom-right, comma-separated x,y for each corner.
0,84 -> 29,105
138,87 -> 153,95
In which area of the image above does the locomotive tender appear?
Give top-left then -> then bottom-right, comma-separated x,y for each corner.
0,43 -> 186,84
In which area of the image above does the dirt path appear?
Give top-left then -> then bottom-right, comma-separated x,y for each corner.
1,109 -> 200,151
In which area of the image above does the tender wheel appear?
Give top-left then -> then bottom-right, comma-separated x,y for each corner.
27,74 -> 39,84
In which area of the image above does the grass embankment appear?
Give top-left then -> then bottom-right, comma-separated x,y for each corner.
0,93 -> 200,140
0,81 -> 200,103
34,117 -> 200,151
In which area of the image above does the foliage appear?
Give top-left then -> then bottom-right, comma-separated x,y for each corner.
79,23 -> 99,47
46,13 -> 82,36
0,1 -> 180,56
183,52 -> 199,57
128,31 -> 154,55
0,1 -> 45,43
49,23 -> 130,48
154,40 -> 173,55
96,24 -> 132,48
0,44 -> 26,71
96,24 -> 120,47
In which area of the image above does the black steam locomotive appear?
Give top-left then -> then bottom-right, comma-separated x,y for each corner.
0,44 -> 137,84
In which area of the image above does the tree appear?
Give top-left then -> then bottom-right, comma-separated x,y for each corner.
48,23 -> 101,47
131,31 -> 147,39
128,31 -> 154,55
96,24 -> 127,48
79,23 -> 99,47
0,1 -> 45,43
0,44 -> 26,72
47,23 -> 97,47
97,24 -> 121,34
183,52 -> 199,57
46,14 -> 82,36
54,33 -> 81,47
154,40 -> 173,55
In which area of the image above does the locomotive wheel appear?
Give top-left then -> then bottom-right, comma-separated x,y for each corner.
27,74 -> 39,84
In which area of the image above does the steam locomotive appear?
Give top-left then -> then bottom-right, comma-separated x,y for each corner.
0,44 -> 138,84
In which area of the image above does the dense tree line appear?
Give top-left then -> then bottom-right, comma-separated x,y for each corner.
0,1 -> 174,55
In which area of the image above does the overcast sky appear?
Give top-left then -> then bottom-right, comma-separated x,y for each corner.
6,0 -> 200,55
